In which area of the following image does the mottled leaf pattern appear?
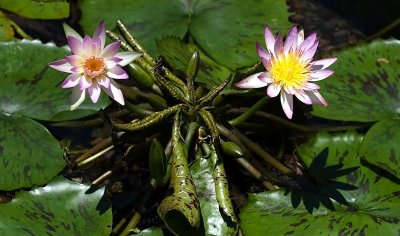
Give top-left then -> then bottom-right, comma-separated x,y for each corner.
312,40 -> 400,122
0,177 -> 112,235
80,0 -> 290,69
0,40 -> 110,121
0,113 -> 66,190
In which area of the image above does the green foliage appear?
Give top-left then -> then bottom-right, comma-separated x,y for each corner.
0,0 -> 69,19
0,177 -> 112,235
80,0 -> 290,69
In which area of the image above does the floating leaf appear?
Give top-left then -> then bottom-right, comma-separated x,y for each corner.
0,113 -> 66,190
0,11 -> 31,41
156,36 -> 231,89
240,190 -> 400,236
191,157 -> 237,236
0,40 -> 110,121
312,40 -> 400,122
80,0 -> 290,69
0,177 -> 112,235
0,0 -> 69,19
358,118 -> 400,178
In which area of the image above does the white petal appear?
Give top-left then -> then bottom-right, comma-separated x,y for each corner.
107,66 -> 129,79
274,33 -> 284,55
294,90 -> 312,104
284,26 -> 298,55
88,84 -> 101,103
267,83 -> 282,97
103,79 -> 125,105
304,90 -> 327,106
63,23 -> 82,42
80,76 -> 92,90
93,21 -> 106,49
48,59 -> 73,73
70,86 -> 86,111
235,72 -> 268,89
264,26 -> 276,53
115,51 -> 142,66
61,73 -> 81,88
303,82 -> 320,90
258,72 -> 273,83
280,91 -> 293,119
297,29 -> 304,46
309,69 -> 334,81
256,42 -> 269,59
310,58 -> 337,70
301,41 -> 319,61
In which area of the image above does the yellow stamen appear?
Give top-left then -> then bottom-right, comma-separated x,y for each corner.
269,53 -> 309,89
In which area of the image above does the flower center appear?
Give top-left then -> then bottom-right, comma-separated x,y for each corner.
269,53 -> 309,89
83,56 -> 105,78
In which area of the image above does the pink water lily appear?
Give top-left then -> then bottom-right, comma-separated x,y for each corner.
235,26 -> 337,119
49,21 -> 141,110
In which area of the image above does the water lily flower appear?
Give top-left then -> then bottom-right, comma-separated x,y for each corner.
235,26 -> 337,119
49,21 -> 141,110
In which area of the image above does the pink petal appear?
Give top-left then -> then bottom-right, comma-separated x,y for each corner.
61,73 -> 81,88
303,82 -> 320,90
305,90 -> 327,106
49,59 -> 73,73
258,72 -> 273,83
101,41 -> 121,58
106,57 -> 123,69
91,38 -> 102,56
65,55 -> 83,67
98,76 -> 111,88
274,33 -> 284,56
310,58 -> 337,70
80,76 -> 92,90
93,21 -> 106,49
107,66 -> 129,79
309,69 -> 334,81
264,26 -> 276,53
63,24 -> 82,42
261,57 -> 271,71
299,32 -> 317,52
301,41 -> 319,62
83,35 -> 93,50
67,36 -> 85,55
294,90 -> 312,104
70,86 -> 86,111
235,72 -> 267,89
71,66 -> 84,74
115,51 -> 142,66
103,79 -> 125,105
88,84 -> 101,103
256,42 -> 269,59
284,26 -> 298,55
280,91 -> 294,119
267,83 -> 282,97
297,29 -> 304,46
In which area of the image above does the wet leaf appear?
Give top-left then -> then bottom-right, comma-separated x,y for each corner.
0,11 -> 31,41
191,157 -> 237,236
0,0 -> 69,19
156,36 -> 231,89
0,40 -> 110,121
80,0 -> 290,69
312,40 -> 400,122
0,113 -> 66,191
136,227 -> 164,235
240,190 -> 400,236
0,177 -> 112,235
358,118 -> 400,178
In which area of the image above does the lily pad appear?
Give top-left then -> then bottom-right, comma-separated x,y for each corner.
191,158 -> 237,236
239,131 -> 400,235
358,118 -> 400,178
0,177 -> 112,235
0,40 -> 110,121
156,36 -> 231,89
312,40 -> 400,122
80,0 -> 290,69
0,113 -> 66,191
136,227 -> 164,236
0,0 -> 69,19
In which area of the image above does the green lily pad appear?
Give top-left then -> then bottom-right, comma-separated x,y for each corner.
239,131 -> 400,235
156,36 -> 231,89
136,227 -> 164,236
358,118 -> 400,178
0,11 -> 17,41
0,0 -> 69,19
0,40 -> 110,121
239,190 -> 400,236
312,40 -> 400,122
0,113 -> 66,191
191,158 -> 237,236
80,0 -> 290,69
0,177 -> 112,235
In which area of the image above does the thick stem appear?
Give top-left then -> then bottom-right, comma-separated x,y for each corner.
119,211 -> 142,236
228,96 -> 268,126
51,109 -> 130,127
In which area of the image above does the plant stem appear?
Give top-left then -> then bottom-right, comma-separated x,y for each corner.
119,211 -> 142,236
77,145 -> 114,167
51,109 -> 130,127
233,156 -> 276,190
228,96 -> 268,126
112,209 -> 136,234
367,16 -> 400,41
92,170 -> 113,186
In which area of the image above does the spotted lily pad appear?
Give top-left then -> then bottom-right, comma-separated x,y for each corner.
0,40 -> 110,121
312,40 -> 400,122
0,113 -> 66,191
240,131 -> 400,235
156,36 -> 231,89
0,177 -> 112,235
0,0 -> 69,19
80,0 -> 290,69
